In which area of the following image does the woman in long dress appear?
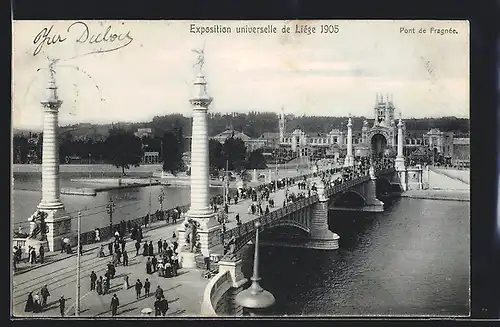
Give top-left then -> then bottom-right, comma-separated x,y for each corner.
33,293 -> 41,313
142,242 -> 148,256
164,261 -> 172,278
146,258 -> 152,274
96,277 -> 103,295
24,292 -> 34,312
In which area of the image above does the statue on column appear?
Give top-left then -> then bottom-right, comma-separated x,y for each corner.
183,217 -> 201,253
28,210 -> 48,241
192,45 -> 205,73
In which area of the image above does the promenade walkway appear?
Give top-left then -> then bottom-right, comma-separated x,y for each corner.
13,169 -> 323,318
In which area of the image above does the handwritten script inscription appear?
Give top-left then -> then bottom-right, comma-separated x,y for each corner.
33,21 -> 134,57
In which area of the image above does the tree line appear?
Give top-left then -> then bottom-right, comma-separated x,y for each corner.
13,125 -> 267,177
41,113 -> 469,141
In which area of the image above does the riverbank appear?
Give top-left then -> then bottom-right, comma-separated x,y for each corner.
402,189 -> 470,202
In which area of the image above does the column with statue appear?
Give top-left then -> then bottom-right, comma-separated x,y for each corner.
25,59 -> 74,252
177,46 -> 221,268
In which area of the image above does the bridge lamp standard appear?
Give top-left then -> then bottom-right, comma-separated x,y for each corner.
235,221 -> 275,316
158,189 -> 165,219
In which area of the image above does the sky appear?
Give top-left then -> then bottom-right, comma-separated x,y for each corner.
12,20 -> 469,129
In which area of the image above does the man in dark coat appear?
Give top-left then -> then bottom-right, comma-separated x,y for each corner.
144,278 -> 151,297
110,294 -> 119,317
135,240 -> 141,256
148,241 -> 154,256
159,295 -> 168,316
157,239 -> 162,254
142,242 -> 148,256
121,239 -> 126,254
108,242 -> 113,256
90,271 -> 97,291
58,295 -> 66,317
155,285 -> 164,300
151,255 -> 158,272
40,285 -> 50,307
135,279 -> 143,299
122,250 -> 129,266
39,245 -> 45,264
154,298 -> 161,316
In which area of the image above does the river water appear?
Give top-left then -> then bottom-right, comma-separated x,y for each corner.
12,170 -> 470,316
12,171 -> 221,233
240,197 -> 470,316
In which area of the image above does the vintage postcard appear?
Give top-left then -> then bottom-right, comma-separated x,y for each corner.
12,20 -> 470,318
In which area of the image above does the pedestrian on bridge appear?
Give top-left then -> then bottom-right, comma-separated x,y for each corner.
24,292 -> 34,312
159,295 -> 168,316
108,242 -> 113,256
155,285 -> 164,300
58,295 -> 66,317
146,258 -> 153,274
135,279 -> 143,299
144,278 -> 151,297
121,239 -> 126,254
142,242 -> 148,256
38,244 -> 44,264
157,239 -> 163,254
40,285 -> 50,307
29,246 -> 36,264
90,271 -> 97,291
110,294 -> 119,317
123,250 -> 129,266
151,255 -> 157,272
135,240 -> 141,256
148,241 -> 154,256
97,276 -> 103,295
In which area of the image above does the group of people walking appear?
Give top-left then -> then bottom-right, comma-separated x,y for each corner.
24,285 -> 52,314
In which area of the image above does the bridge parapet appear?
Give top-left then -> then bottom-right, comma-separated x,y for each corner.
223,195 -> 319,252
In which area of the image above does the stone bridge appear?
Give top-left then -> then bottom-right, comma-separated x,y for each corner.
219,167 -> 400,254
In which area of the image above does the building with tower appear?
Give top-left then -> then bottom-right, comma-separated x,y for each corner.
277,93 -> 402,162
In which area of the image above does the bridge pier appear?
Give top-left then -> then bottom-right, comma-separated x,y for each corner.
307,182 -> 340,250
362,169 -> 385,212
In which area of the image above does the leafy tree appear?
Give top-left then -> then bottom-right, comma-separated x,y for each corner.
222,137 -> 247,171
246,148 -> 268,169
162,131 -> 185,175
209,139 -> 224,172
105,128 -> 142,175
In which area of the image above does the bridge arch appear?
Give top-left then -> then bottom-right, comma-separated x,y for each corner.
334,190 -> 366,208
233,220 -> 310,253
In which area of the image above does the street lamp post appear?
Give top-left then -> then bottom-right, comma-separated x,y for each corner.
88,153 -> 92,178
235,221 -> 275,316
76,211 -> 82,316
106,198 -> 116,237
158,189 -> 165,220
148,177 -> 152,226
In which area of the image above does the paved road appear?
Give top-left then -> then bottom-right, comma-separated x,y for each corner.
13,169 -> 324,318
12,220 -> 208,318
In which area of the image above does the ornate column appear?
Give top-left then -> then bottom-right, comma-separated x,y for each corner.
28,61 -> 73,252
344,116 -> 354,167
178,48 -> 220,264
395,118 -> 407,191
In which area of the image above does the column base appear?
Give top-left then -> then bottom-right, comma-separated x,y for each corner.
30,206 -> 74,252
179,251 -> 198,269
180,211 -> 222,258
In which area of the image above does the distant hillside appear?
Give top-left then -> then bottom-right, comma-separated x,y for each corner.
14,113 -> 470,139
